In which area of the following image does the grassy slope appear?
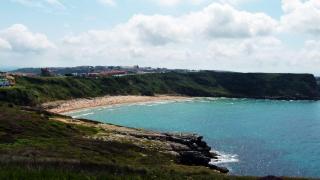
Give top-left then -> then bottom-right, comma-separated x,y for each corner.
0,103 -> 309,180
0,71 -> 319,106
0,103 -> 260,180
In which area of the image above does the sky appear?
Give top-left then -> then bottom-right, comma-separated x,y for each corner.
0,0 -> 320,74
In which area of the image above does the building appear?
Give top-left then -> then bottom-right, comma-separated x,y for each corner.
100,70 -> 127,76
11,72 -> 37,77
0,72 -> 6,77
41,68 -> 53,77
0,79 -> 10,87
87,70 -> 127,78
6,75 -> 16,86
0,72 -> 15,87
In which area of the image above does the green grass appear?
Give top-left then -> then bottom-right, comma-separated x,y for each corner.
0,71 -> 319,106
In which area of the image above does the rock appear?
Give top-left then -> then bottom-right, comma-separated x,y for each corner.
208,164 -> 229,174
125,131 -> 229,174
169,143 -> 190,151
165,151 -> 180,157
196,140 -> 208,148
179,151 -> 211,166
196,136 -> 203,142
209,152 -> 219,159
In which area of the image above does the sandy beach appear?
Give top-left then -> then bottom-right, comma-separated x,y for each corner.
43,95 -> 191,114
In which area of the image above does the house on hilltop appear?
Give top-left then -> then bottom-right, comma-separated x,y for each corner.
0,72 -> 16,87
0,72 -> 6,77
41,68 -> 53,77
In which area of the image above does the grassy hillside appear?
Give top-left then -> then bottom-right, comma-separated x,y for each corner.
0,103 -> 309,180
0,71 -> 319,106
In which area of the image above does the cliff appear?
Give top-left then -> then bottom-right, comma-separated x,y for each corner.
0,71 -> 319,106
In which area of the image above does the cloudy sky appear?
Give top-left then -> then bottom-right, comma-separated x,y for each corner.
0,0 -> 319,74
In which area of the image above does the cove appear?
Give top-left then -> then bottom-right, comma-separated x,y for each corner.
66,98 -> 320,178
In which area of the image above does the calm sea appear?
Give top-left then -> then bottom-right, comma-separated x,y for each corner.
66,98 -> 320,178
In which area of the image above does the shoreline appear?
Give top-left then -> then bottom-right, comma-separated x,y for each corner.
42,95 -> 192,114
42,95 -> 230,173
42,95 -> 318,114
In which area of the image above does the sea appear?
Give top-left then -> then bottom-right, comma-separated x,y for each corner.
65,98 -> 320,178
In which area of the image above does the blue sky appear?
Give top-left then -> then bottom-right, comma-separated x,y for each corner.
0,0 -> 319,74
0,0 -> 283,37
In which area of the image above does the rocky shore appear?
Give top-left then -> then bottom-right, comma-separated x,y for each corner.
163,133 -> 229,173
52,116 -> 229,174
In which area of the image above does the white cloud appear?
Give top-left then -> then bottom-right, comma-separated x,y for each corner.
57,3 -> 285,72
300,40 -> 320,64
97,0 -> 116,7
196,4 -> 278,38
2,1 -> 320,74
281,0 -> 320,35
64,3 -> 277,47
0,24 -> 55,52
0,38 -> 12,50
152,0 -> 183,6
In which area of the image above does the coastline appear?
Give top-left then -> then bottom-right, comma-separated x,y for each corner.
42,95 -> 192,114
40,95 -> 230,174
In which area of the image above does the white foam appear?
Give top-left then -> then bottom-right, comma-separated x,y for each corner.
210,150 -> 239,165
134,99 -> 193,107
72,112 -> 94,118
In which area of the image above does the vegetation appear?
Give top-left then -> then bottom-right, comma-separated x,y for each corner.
0,103 -> 309,179
0,71 -> 319,106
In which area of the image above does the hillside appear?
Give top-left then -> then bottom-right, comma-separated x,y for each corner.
0,71 -> 319,106
0,71 -> 319,105
0,103 -> 308,180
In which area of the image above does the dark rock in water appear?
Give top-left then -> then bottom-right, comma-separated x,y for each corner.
196,140 -> 208,148
136,132 -> 229,174
197,136 -> 203,142
208,164 -> 229,174
179,151 -> 211,166
209,152 -> 219,159
259,176 -> 283,180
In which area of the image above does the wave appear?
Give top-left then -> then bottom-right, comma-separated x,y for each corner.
72,112 -> 94,118
64,108 -> 91,115
209,150 -> 239,165
134,99 -> 193,107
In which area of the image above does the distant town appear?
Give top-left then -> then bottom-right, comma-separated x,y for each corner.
0,65 -> 200,87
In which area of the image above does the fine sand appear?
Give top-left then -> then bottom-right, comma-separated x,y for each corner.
43,95 -> 191,114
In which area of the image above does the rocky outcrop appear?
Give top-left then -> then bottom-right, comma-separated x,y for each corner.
117,130 -> 229,173
51,117 -> 229,174
163,133 -> 229,173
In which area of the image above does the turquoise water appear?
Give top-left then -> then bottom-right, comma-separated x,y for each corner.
66,98 -> 320,178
